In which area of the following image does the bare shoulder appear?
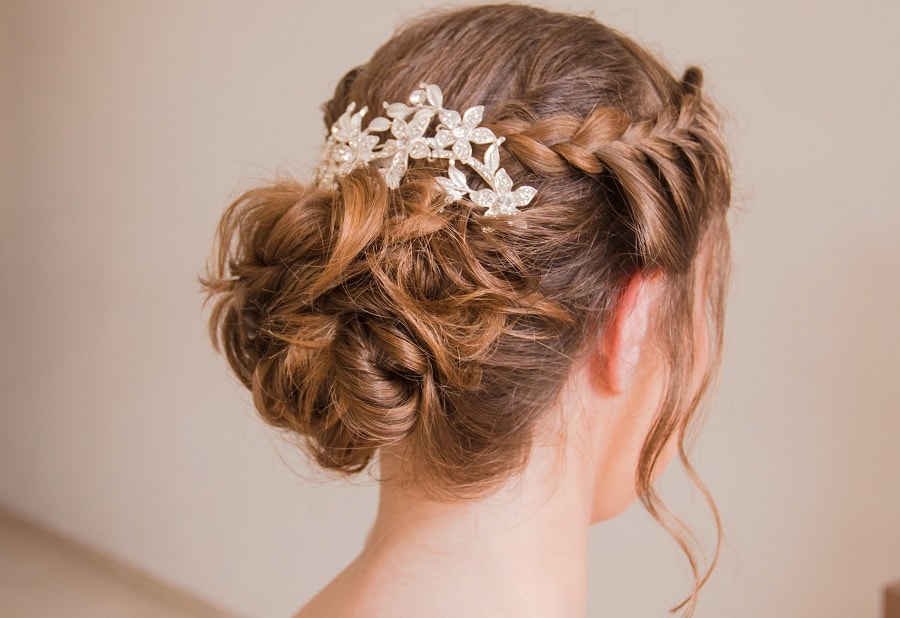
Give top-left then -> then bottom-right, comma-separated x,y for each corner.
293,571 -> 354,618
291,557 -> 446,618
292,559 -> 387,618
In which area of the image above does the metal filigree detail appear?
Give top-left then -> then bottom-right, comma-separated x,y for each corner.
316,83 -> 537,217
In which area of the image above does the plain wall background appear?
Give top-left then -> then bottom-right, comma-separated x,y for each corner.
2,1 -> 898,616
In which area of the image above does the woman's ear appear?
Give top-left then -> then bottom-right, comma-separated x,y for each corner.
573,271 -> 668,523
594,272 -> 663,395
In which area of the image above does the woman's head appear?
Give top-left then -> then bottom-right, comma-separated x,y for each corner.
202,2 -> 730,611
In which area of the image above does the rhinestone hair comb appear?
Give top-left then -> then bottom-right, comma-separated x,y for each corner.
316,83 -> 537,217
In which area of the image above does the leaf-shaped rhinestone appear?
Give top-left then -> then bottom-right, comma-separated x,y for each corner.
409,141 -> 431,159
425,84 -> 443,108
447,164 -> 470,189
512,187 -> 537,208
409,89 -> 427,105
391,118 -> 407,139
367,116 -> 391,133
452,139 -> 472,164
462,106 -> 483,130
493,169 -> 513,194
469,127 -> 495,144
484,143 -> 500,174
470,189 -> 497,209
385,102 -> 411,119
407,109 -> 434,137
436,167 -> 470,201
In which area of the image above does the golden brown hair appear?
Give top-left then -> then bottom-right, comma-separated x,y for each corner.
201,4 -> 731,615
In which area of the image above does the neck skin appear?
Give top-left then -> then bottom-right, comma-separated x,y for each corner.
307,374 -> 607,618
360,436 -> 595,618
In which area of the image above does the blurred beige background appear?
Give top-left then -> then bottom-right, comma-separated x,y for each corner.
2,1 -> 899,616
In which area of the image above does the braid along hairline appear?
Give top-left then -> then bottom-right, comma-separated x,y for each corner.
491,84 -> 711,183
484,76 -> 725,272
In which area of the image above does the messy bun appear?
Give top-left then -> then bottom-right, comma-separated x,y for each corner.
205,166 -> 580,491
201,4 -> 731,613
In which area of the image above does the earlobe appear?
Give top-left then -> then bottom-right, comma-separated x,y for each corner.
597,272 -> 661,395
577,270 -> 668,523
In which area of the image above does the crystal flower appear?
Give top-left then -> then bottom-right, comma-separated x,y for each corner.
317,83 -> 537,218
434,106 -> 497,164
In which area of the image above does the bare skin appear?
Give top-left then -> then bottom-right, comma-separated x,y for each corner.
296,271 -> 703,618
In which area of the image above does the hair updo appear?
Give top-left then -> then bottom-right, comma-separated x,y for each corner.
202,4 -> 731,612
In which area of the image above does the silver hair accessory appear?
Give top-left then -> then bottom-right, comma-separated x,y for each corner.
316,83 -> 537,217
